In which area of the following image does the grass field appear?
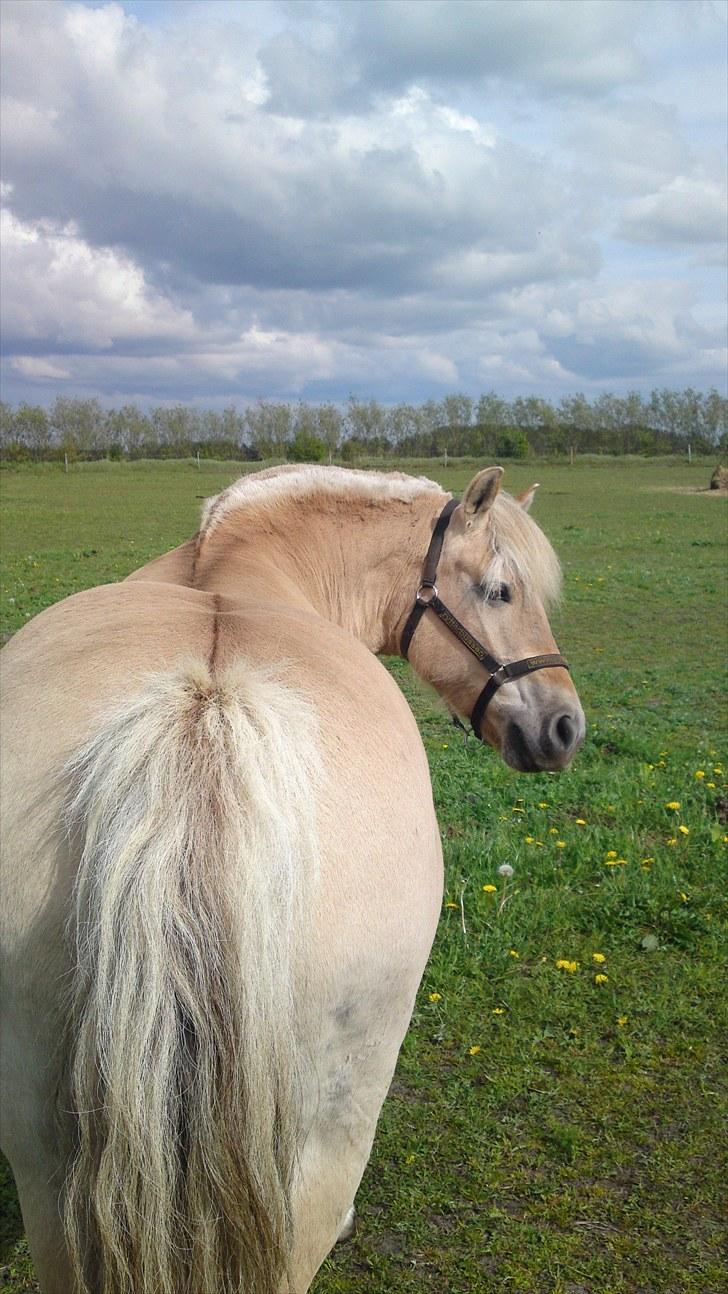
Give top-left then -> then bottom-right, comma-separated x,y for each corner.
1,457 -> 726,1293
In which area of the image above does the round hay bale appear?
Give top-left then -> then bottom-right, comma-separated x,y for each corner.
709,463 -> 728,490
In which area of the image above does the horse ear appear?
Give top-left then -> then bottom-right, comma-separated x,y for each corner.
515,483 -> 539,512
461,466 -> 503,527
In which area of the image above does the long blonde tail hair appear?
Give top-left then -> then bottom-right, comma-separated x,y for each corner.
62,661 -> 320,1294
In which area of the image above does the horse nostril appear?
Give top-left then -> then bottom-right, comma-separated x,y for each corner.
555,713 -> 576,750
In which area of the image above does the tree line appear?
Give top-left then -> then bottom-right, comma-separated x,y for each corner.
1,388 -> 725,464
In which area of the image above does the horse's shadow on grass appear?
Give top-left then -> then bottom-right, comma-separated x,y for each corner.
0,1155 -> 24,1260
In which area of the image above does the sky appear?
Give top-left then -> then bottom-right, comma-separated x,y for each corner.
1,0 -> 726,409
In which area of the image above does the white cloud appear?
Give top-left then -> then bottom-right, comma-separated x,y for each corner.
0,207 -> 196,348
618,176 -> 727,246
0,0 -> 725,404
11,356 -> 71,380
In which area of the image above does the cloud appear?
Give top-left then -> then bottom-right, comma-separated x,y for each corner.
343,0 -> 646,98
0,207 -> 196,349
618,176 -> 727,246
0,0 -> 725,404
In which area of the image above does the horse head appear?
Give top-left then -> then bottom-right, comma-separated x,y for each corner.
401,467 -> 585,772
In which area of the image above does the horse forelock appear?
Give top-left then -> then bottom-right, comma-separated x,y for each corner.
198,465 -> 444,545
482,493 -> 562,609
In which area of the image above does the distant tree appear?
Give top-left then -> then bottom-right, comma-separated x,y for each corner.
50,397 -> 104,459
442,393 -> 473,428
316,404 -> 344,461
12,403 -> 51,458
385,403 -> 419,449
702,388 -> 727,446
495,429 -> 529,458
245,401 -> 293,458
220,404 -> 246,449
288,429 -> 327,462
105,405 -> 150,457
0,402 -> 13,455
476,390 -> 510,429
345,397 -> 386,443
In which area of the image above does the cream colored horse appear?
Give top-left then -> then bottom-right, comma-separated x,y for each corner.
0,465 -> 584,1294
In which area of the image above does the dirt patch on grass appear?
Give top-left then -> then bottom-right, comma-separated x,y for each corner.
641,485 -> 728,496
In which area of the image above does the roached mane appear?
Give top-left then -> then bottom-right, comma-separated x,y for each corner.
199,464 -> 562,608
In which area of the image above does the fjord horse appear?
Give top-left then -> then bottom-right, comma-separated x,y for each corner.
0,466 -> 584,1293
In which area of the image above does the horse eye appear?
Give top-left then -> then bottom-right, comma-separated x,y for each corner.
475,582 -> 511,603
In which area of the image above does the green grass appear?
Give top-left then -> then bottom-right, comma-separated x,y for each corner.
1,457 -> 726,1293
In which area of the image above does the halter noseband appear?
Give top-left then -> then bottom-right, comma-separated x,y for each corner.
400,497 -> 570,739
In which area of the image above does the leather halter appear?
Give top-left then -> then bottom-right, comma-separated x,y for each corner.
400,497 -> 570,739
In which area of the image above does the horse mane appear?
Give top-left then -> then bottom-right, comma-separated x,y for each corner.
198,465 -> 444,544
199,463 -> 562,608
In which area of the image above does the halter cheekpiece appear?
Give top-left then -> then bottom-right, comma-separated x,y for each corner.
400,497 -> 570,739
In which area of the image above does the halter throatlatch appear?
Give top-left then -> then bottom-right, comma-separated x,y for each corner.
400,497 -> 570,739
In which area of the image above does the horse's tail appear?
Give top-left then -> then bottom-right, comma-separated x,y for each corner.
62,661 -> 320,1294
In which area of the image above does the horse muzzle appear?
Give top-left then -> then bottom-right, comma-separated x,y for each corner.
502,705 -> 585,773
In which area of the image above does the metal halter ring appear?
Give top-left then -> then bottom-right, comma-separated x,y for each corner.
415,582 -> 438,606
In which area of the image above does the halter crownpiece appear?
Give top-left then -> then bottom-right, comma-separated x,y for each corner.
400,497 -> 570,739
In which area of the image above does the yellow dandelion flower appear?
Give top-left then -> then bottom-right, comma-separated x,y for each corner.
538,801 -> 549,808
405,1153 -> 416,1164
606,850 -> 618,858
605,857 -> 628,866
592,952 -> 606,963
666,837 -> 677,846
556,840 -> 566,848
492,1007 -> 505,1015
679,892 -> 689,903
468,1045 -> 481,1055
509,949 -> 520,958
714,767 -> 724,776
549,827 -> 558,834
594,974 -> 608,985
665,801 -> 681,810
659,750 -> 668,757
641,857 -> 654,865
482,884 -> 497,894
429,992 -> 442,1003
575,818 -> 587,825
445,901 -> 457,909
617,1016 -> 628,1026
678,825 -> 689,836
555,959 -> 578,973
525,835 -> 536,843
441,743 -> 449,749
707,782 -> 716,788
723,835 -> 728,844
695,770 -> 705,779
512,806 -> 524,813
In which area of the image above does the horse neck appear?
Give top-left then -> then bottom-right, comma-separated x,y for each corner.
193,491 -> 446,653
